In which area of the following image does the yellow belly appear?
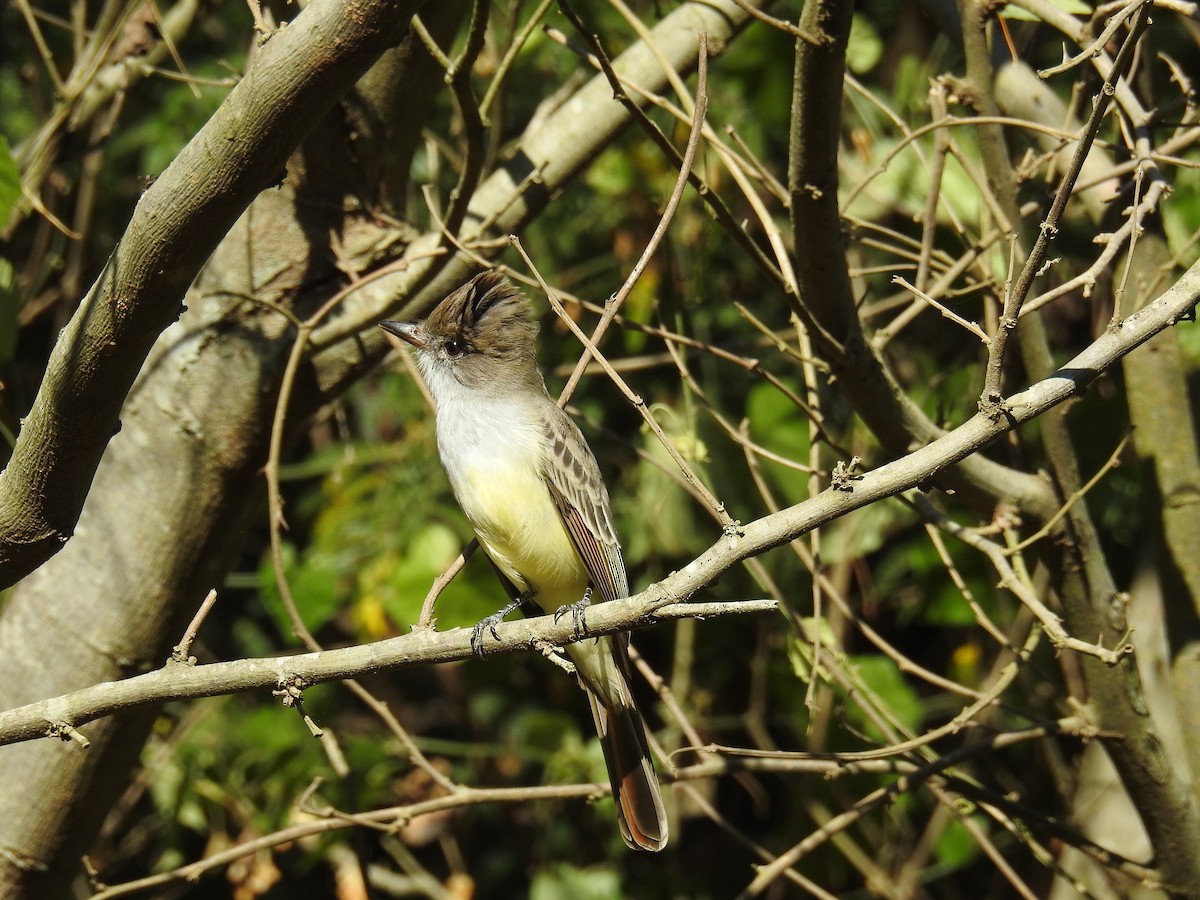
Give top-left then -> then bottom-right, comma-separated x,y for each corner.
457,462 -> 589,611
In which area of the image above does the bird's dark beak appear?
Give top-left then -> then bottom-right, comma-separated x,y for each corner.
379,321 -> 426,349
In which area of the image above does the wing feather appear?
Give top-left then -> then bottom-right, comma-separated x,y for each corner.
540,406 -> 628,603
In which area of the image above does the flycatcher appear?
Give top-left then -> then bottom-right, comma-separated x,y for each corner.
380,271 -> 668,852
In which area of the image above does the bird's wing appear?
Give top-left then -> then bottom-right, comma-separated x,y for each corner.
540,405 -> 629,603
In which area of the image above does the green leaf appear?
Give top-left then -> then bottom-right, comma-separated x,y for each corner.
511,708 -> 583,761
822,502 -> 913,565
0,258 -> 16,366
1175,317 -> 1200,371
847,655 -> 922,738
258,543 -> 344,637
745,380 -> 811,505
787,617 -> 841,684
0,136 -> 18,226
621,404 -> 711,562
531,864 -> 622,900
364,524 -> 509,634
846,15 -> 883,74
922,583 -> 981,626
935,814 -> 984,869
584,146 -> 637,197
1002,0 -> 1089,20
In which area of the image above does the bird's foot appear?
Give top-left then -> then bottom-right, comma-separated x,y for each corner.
554,586 -> 593,639
470,596 -> 527,656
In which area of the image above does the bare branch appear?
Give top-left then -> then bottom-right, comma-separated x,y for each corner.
0,599 -> 774,747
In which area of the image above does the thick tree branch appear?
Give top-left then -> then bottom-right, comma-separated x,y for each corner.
0,0 -> 425,589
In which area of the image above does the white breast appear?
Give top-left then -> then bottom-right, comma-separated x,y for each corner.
431,386 -> 589,609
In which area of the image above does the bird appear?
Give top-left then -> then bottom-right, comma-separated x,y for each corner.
379,271 -> 668,851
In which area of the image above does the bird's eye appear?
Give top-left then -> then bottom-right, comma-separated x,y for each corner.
444,339 -> 467,359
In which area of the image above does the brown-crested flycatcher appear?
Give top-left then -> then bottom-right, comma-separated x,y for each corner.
380,271 -> 668,851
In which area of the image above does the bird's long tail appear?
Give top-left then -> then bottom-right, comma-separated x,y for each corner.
587,677 -> 668,851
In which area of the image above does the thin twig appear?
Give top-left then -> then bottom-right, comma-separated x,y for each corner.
1020,179 -> 1168,316
170,589 -> 219,665
266,278 -> 463,792
14,0 -> 67,94
1037,0 -> 1150,78
917,497 -> 1131,665
893,275 -> 991,344
978,1 -> 1152,413
728,0 -> 823,44
440,0 -> 490,240
479,0 -> 555,120
735,721 -> 1084,897
416,542 -> 475,629
543,18 -> 790,294
1006,433 -> 1132,553
553,17 -> 711,405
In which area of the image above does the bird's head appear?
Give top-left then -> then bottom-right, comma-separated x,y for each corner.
380,271 -> 543,399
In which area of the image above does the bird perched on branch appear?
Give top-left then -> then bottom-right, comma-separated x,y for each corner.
380,271 -> 668,851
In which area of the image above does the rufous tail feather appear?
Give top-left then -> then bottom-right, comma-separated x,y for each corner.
588,691 -> 668,851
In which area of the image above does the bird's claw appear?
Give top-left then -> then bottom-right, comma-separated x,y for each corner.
470,597 -> 525,656
554,587 -> 593,639
469,617 -> 502,656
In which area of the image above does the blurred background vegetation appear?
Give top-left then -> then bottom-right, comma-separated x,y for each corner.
2,0 -> 1199,896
